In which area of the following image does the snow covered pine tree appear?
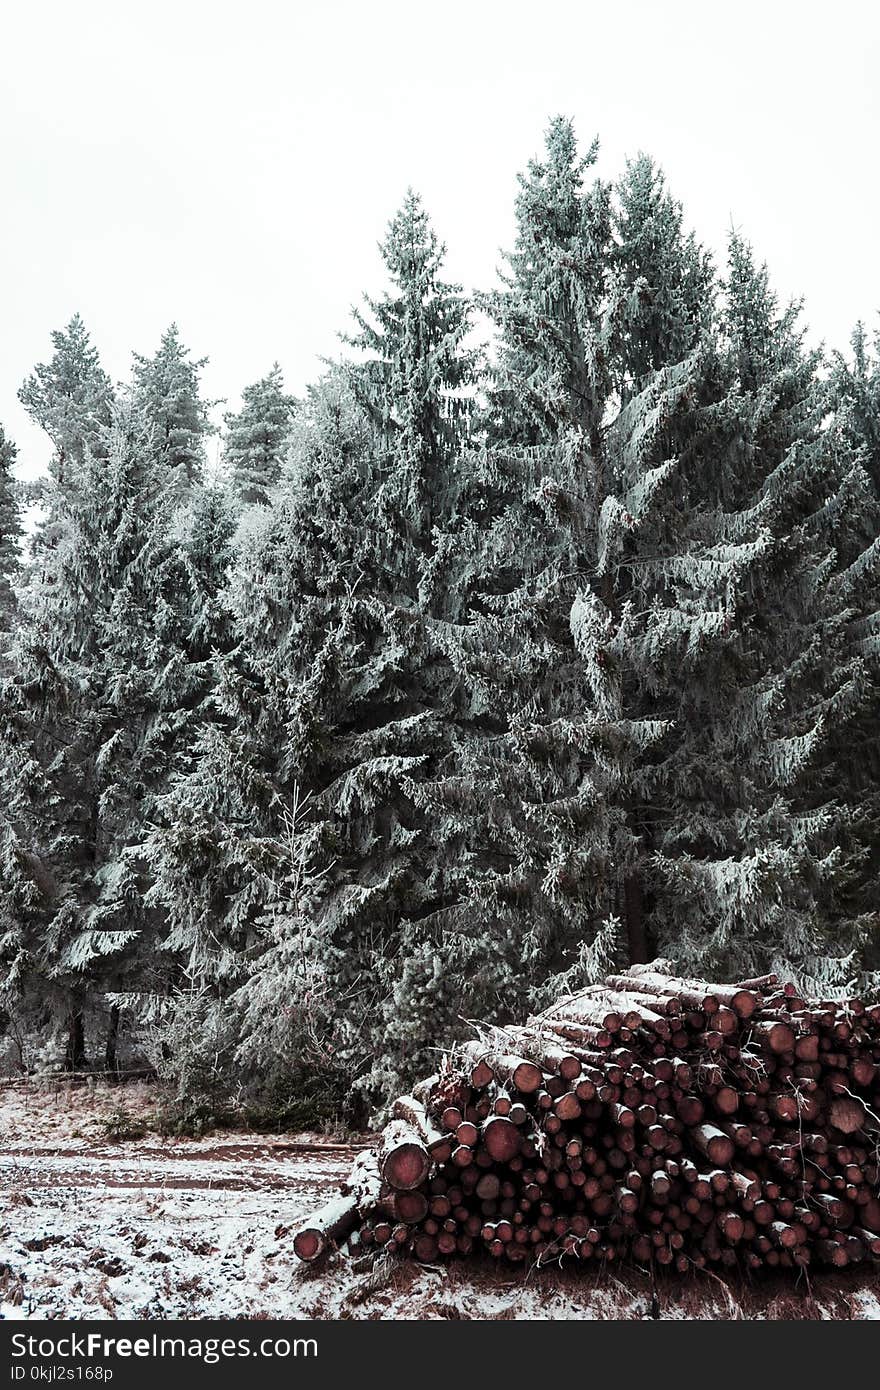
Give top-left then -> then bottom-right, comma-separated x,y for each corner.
222,363 -> 297,505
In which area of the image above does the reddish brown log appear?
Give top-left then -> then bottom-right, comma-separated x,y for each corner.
850,1057 -> 875,1087
814,1193 -> 854,1228
816,1239 -> 849,1267
829,1095 -> 866,1135
413,1232 -> 439,1262
293,1195 -> 359,1262
554,1090 -> 582,1121
474,1049 -> 543,1094
482,1116 -> 523,1163
692,1124 -> 735,1167
456,1120 -> 479,1147
515,1031 -> 582,1080
393,1189 -> 429,1224
717,1212 -> 744,1243
750,1019 -> 796,1054
794,1034 -> 820,1062
615,969 -> 722,1014
541,1019 -> 613,1049
855,1227 -> 880,1256
713,1086 -> 739,1116
734,973 -> 779,991
379,1120 -> 431,1191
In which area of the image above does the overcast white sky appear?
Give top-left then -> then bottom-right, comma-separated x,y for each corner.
1,0 -> 878,478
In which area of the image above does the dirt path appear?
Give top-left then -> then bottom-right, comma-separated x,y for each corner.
1,1139 -> 360,1191
2,1083 -> 879,1320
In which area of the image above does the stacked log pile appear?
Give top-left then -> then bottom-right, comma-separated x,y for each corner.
293,964 -> 880,1273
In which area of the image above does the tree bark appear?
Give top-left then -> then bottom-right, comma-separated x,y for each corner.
105,1004 -> 120,1079
65,1007 -> 86,1072
623,873 -> 649,965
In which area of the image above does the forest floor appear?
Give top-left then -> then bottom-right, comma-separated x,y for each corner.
1,1080 -> 878,1321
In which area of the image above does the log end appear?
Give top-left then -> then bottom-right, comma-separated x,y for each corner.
382,1143 -> 430,1191
292,1229 -> 323,1262
482,1116 -> 522,1163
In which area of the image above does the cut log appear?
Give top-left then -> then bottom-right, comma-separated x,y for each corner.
293,1195 -> 359,1262
460,1043 -> 495,1090
482,1116 -> 523,1163
379,1119 -> 430,1191
473,1048 -> 543,1094
339,965 -> 880,1275
392,1189 -> 430,1224
750,1020 -> 796,1055
829,1095 -> 865,1135
413,1232 -> 439,1262
733,973 -> 779,991
692,1124 -> 735,1167
475,1172 -> 501,1201
535,988 -> 672,1035
612,970 -> 721,1015
514,1030 -> 582,1080
540,1018 -> 613,1049
604,976 -> 682,1016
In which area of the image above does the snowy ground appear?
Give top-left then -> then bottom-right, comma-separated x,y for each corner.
1,1081 -> 879,1320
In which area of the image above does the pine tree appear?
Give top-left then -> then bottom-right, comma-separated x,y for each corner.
610,153 -> 713,398
833,321 -> 880,496
0,425 -> 21,629
222,364 -> 297,505
1,392 -> 201,1066
143,372 -> 373,1096
411,120 -> 880,1030
147,194 -> 478,1102
342,189 -> 475,561
18,314 -> 114,486
638,233 -> 880,986
132,324 -> 216,490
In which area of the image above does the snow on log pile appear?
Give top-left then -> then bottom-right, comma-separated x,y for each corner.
293,964 -> 880,1272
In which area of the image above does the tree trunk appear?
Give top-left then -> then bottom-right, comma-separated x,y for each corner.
105,1004 -> 120,1079
624,873 -> 649,965
65,1008 -> 86,1072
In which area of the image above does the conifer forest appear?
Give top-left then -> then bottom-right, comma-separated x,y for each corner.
2,119 -> 879,1125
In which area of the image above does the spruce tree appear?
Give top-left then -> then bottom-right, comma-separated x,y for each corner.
342,188 -> 476,565
610,153 -> 713,397
18,314 -> 114,485
0,425 -> 21,629
143,372 -> 375,1100
147,194 -> 477,1101
0,423 -> 33,1057
132,324 -> 216,490
413,120 -> 880,1027
415,120 -> 667,1007
223,364 -> 297,505
833,321 -> 880,496
641,233 -> 880,986
2,386 -> 200,1066
4,123 -> 877,1093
